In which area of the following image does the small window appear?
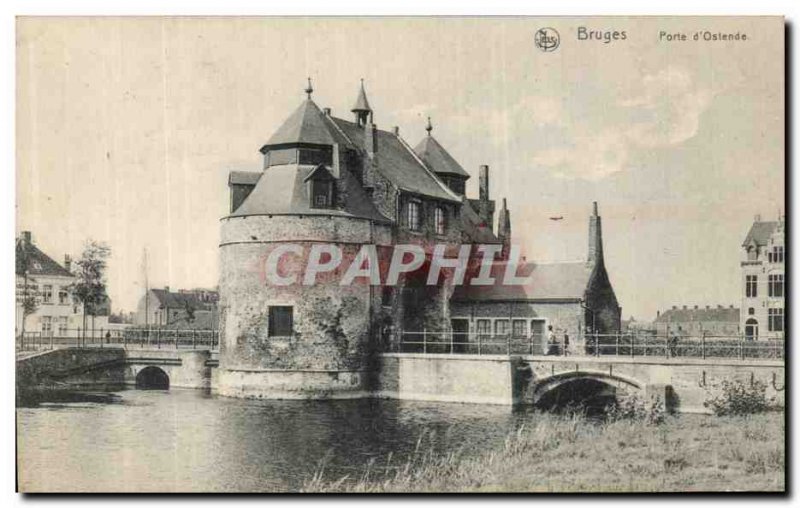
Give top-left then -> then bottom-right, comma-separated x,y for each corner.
406,200 -> 421,231
768,274 -> 784,298
268,306 -> 294,337
512,319 -> 527,338
771,246 -> 784,264
476,319 -> 491,337
494,319 -> 510,336
748,307 -> 755,315
434,206 -> 447,235
381,287 -> 393,307
746,275 -> 758,298
768,308 -> 784,332
57,317 -> 68,336
42,285 -> 53,304
58,288 -> 69,305
310,179 -> 333,209
41,316 -> 52,333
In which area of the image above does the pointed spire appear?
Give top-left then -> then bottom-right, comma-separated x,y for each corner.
352,79 -> 372,112
588,201 -> 604,268
304,77 -> 314,99
425,116 -> 433,136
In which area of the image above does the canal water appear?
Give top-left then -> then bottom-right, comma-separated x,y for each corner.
17,388 -> 546,492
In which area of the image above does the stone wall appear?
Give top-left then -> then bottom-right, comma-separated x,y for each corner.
218,214 -> 392,398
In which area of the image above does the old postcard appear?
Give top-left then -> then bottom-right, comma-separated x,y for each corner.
15,16 -> 785,493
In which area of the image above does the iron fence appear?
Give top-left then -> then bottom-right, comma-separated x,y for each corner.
394,331 -> 784,361
16,327 -> 219,353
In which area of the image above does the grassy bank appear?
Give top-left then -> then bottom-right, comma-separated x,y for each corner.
303,411 -> 784,493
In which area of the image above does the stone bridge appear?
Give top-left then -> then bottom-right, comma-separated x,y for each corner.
376,353 -> 786,413
16,347 -> 219,391
17,348 -> 785,414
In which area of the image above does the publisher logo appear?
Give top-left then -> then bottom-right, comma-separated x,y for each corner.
535,27 -> 560,52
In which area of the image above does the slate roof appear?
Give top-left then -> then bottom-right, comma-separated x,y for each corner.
329,117 -> 461,203
413,135 -> 471,178
15,239 -> 73,278
150,289 -> 218,311
654,307 -> 740,324
228,171 -> 261,186
451,261 -> 593,302
229,163 -> 391,222
261,99 -> 352,150
742,221 -> 779,247
460,198 -> 500,244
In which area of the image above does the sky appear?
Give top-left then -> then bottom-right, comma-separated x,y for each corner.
16,17 -> 784,319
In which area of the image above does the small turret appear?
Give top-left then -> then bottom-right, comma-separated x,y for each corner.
351,79 -> 372,127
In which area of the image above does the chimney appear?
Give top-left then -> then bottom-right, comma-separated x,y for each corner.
21,231 -> 32,245
657,310 -> 661,318
393,126 -> 400,136
497,198 -> 512,261
165,286 -> 170,292
64,255 -> 72,273
754,214 -> 762,222
323,107 -> 331,116
587,201 -> 604,267
365,118 -> 377,159
479,165 -> 490,201
672,306 -> 677,310
705,305 -> 710,310
694,305 -> 699,309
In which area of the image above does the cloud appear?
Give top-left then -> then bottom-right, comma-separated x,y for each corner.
621,67 -> 713,147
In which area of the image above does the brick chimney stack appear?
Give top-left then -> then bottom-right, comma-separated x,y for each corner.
479,165 -> 490,201
587,201 -> 604,268
64,254 -> 72,273
497,198 -> 512,260
21,231 -> 32,245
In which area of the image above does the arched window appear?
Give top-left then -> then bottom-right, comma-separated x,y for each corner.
745,318 -> 759,341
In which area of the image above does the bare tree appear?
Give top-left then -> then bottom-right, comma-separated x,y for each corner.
69,241 -> 111,345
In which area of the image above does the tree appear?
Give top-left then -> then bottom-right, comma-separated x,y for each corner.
15,239 -> 39,342
69,241 -> 111,345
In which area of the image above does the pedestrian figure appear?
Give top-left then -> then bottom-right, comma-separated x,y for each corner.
547,325 -> 558,355
563,332 -> 570,356
668,329 -> 679,357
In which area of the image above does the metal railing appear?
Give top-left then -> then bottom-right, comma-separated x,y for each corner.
16,327 -> 219,353
394,331 -> 784,361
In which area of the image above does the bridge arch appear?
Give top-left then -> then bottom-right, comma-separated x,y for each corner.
135,366 -> 170,390
532,370 -> 644,410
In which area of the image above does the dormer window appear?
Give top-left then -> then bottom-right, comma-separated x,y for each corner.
305,164 -> 335,209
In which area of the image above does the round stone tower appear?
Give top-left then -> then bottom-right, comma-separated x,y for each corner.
217,86 -> 392,399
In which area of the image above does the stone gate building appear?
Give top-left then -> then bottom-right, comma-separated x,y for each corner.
217,81 -> 621,399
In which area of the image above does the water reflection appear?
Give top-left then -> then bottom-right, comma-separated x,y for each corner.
18,389 -> 534,492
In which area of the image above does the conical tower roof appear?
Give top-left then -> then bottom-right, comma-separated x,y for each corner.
262,99 -> 350,150
414,131 -> 470,178
351,80 -> 372,113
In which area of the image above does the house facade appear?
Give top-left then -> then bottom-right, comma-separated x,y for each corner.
740,215 -> 785,340
15,231 -> 84,338
653,305 -> 740,337
133,287 -> 219,329
217,81 -> 622,399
